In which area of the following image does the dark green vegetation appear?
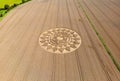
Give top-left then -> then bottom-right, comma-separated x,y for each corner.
78,1 -> 120,72
0,0 -> 31,20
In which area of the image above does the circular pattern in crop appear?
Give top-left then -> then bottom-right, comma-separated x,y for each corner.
39,28 -> 81,54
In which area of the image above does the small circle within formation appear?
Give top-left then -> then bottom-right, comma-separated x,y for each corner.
39,28 -> 81,54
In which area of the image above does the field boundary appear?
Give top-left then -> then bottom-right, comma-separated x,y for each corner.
0,0 -> 31,21
78,0 -> 120,72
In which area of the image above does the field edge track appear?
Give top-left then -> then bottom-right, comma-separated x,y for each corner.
77,0 -> 120,72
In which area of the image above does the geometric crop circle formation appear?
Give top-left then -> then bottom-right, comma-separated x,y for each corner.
39,28 -> 81,54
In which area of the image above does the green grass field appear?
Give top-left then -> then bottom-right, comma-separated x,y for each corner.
0,0 -> 22,8
0,10 -> 7,20
0,0 -> 21,19
0,0 -> 31,21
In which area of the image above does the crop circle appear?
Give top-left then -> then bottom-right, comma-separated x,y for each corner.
39,28 -> 81,54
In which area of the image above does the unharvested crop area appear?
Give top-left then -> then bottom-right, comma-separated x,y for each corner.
0,0 -> 120,81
